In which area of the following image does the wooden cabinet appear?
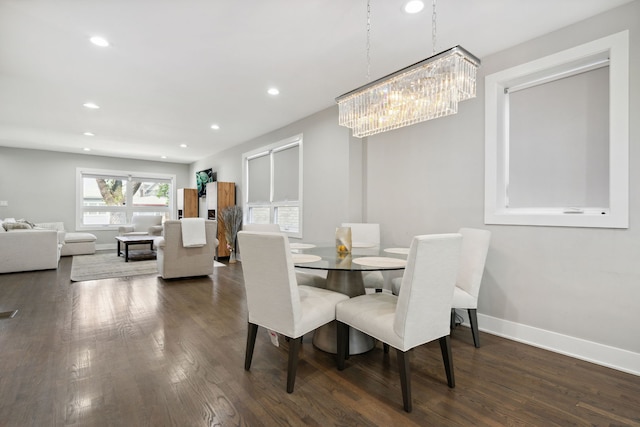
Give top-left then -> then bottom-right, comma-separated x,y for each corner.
205,181 -> 235,257
177,188 -> 198,219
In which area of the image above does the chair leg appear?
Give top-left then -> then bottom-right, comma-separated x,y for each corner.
438,336 -> 455,388
450,308 -> 456,329
396,349 -> 412,412
286,336 -> 302,393
383,343 -> 389,354
468,309 -> 480,348
244,322 -> 258,371
336,321 -> 349,370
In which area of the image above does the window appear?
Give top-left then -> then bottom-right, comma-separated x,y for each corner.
76,168 -> 175,230
243,134 -> 303,237
485,31 -> 629,228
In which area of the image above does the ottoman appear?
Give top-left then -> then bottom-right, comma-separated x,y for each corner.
62,232 -> 97,256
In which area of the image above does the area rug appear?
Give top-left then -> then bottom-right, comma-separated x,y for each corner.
70,252 -> 225,282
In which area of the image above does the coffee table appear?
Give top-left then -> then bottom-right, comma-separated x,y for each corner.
115,235 -> 157,262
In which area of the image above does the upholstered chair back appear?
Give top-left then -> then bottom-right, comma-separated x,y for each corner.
237,231 -> 301,337
341,223 -> 380,247
131,215 -> 162,232
455,228 -> 491,298
242,223 -> 281,232
393,233 -> 462,350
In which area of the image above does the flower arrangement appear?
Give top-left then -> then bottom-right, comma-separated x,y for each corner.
219,205 -> 243,260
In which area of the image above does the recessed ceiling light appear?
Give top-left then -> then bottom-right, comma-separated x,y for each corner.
83,147 -> 91,152
160,155 -> 167,159
83,102 -> 100,109
210,124 -> 220,130
403,0 -> 424,14
267,87 -> 280,96
179,144 -> 188,148
83,132 -> 95,136
90,36 -> 109,47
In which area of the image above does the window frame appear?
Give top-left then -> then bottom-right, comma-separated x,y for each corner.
484,31 -> 629,228
76,167 -> 175,231
242,134 -> 303,238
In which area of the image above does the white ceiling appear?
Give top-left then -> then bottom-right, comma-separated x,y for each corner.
0,0 -> 633,164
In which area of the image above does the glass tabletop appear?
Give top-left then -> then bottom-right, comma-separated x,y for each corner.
290,243 -> 408,272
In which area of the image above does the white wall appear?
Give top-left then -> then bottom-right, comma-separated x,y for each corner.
365,1 -> 639,373
0,147 -> 191,245
190,107 -> 363,243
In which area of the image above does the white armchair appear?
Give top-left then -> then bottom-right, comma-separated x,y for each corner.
118,216 -> 163,237
154,220 -> 218,279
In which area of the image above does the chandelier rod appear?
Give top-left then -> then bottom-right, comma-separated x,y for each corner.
366,0 -> 371,82
432,0 -> 437,54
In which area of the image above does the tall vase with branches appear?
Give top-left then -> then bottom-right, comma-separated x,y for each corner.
219,205 -> 242,263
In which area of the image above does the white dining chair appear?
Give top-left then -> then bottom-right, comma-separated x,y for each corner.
341,222 -> 384,292
242,222 -> 326,288
336,233 -> 462,412
391,227 -> 491,348
237,231 -> 349,393
450,228 -> 491,347
242,223 -> 280,232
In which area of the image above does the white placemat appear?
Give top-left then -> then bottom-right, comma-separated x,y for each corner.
289,243 -> 316,249
384,247 -> 410,255
292,254 -> 322,263
352,257 -> 407,268
352,242 -> 377,248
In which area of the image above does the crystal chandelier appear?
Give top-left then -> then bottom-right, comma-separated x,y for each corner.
336,0 -> 480,138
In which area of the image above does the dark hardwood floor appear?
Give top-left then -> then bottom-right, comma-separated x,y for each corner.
0,256 -> 638,426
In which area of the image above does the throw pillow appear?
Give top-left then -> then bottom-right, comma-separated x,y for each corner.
17,218 -> 36,227
4,222 -> 32,231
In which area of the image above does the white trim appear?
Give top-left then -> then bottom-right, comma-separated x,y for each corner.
456,311 -> 640,376
485,31 -> 629,229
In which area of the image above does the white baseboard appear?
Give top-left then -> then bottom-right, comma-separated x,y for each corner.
96,243 -> 116,251
455,310 -> 639,376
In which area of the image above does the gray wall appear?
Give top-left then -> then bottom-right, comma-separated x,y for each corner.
0,147 -> 191,245
365,0 -> 640,365
190,107 -> 362,243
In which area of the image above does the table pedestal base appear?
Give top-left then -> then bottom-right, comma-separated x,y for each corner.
312,269 -> 375,354
313,320 -> 375,355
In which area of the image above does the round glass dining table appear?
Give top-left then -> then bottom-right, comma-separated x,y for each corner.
291,243 -> 409,354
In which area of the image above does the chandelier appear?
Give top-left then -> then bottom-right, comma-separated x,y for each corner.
336,0 -> 480,138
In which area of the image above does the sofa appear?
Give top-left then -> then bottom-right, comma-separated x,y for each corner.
0,220 -> 62,273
